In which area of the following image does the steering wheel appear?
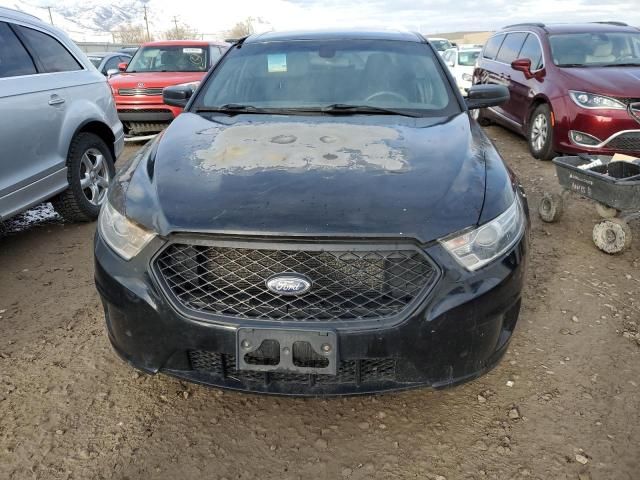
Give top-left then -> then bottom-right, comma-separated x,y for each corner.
365,91 -> 408,103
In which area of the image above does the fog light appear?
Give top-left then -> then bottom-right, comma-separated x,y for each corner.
570,130 -> 601,147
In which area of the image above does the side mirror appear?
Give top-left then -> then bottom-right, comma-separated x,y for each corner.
447,60 -> 455,67
163,84 -> 195,108
511,58 -> 534,79
106,68 -> 119,77
466,84 -> 510,110
117,62 -> 128,72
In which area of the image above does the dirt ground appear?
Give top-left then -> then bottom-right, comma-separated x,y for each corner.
1,126 -> 639,480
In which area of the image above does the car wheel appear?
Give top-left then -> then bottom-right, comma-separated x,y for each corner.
528,104 -> 556,161
52,132 -> 115,222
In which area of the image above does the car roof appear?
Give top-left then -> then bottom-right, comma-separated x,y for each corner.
0,6 -> 42,23
141,39 -> 229,47
501,22 -> 639,35
244,29 -> 425,44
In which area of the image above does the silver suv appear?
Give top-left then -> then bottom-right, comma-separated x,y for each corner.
0,7 -> 123,223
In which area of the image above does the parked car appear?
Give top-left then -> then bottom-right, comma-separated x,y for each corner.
116,47 -> 139,56
95,29 -> 528,396
108,40 -> 228,139
428,37 -> 453,55
0,7 -> 123,223
87,51 -> 132,76
443,46 -> 481,95
473,22 -> 640,160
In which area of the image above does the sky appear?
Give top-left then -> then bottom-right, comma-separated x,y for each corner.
2,0 -> 639,39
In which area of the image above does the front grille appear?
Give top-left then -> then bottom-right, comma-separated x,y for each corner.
188,350 -> 397,385
118,87 -> 164,96
154,242 -> 437,322
606,131 -> 640,152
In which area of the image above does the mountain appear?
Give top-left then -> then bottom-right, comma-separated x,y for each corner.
0,0 -> 161,42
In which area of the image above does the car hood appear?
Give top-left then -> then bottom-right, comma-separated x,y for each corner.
124,112 -> 495,243
560,66 -> 640,97
108,71 -> 205,88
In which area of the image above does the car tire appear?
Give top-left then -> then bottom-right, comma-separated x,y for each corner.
528,104 -> 556,161
52,132 -> 115,222
470,108 -> 491,126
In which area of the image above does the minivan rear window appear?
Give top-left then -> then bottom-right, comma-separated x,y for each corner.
496,33 -> 528,63
483,34 -> 505,60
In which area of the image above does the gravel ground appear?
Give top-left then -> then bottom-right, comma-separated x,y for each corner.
0,126 -> 638,480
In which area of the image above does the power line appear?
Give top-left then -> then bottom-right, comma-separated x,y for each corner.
46,6 -> 54,26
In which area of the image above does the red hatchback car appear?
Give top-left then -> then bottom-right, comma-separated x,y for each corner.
473,22 -> 640,160
108,40 -> 228,139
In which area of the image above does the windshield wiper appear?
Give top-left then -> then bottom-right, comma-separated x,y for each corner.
195,104 -> 276,115
600,62 -> 640,67
556,63 -> 587,68
319,103 -> 423,118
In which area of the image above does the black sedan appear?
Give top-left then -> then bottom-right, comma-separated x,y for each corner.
94,29 -> 528,395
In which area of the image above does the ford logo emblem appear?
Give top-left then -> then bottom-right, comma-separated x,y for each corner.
266,273 -> 312,296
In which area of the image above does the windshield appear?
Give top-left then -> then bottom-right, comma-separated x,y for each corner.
195,40 -> 458,116
88,56 -> 102,68
126,45 -> 209,72
550,32 -> 640,66
458,50 -> 480,66
430,39 -> 452,52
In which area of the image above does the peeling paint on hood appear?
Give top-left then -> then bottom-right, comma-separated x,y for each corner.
193,123 -> 408,173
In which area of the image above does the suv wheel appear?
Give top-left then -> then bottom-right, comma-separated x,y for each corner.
52,133 -> 115,222
528,104 -> 556,161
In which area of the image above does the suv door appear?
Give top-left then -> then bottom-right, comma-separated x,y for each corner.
493,32 -> 528,125
509,33 -> 545,126
475,34 -> 506,105
0,21 -> 64,217
0,20 -> 84,219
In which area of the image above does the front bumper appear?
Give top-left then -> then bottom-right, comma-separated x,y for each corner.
554,95 -> 640,156
94,233 -> 528,396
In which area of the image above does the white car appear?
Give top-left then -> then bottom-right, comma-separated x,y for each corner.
427,37 -> 453,56
442,47 -> 481,96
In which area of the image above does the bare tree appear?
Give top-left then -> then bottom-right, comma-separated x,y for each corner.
163,22 -> 199,40
227,17 -> 256,38
114,24 -> 149,44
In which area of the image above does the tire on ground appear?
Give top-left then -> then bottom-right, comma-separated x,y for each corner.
52,132 -> 115,222
592,218 -> 632,254
528,103 -> 556,161
538,192 -> 563,223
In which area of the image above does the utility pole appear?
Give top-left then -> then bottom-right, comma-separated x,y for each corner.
46,6 -> 54,26
172,16 -> 179,38
143,5 -> 150,41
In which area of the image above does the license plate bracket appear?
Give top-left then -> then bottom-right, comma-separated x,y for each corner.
237,328 -> 337,375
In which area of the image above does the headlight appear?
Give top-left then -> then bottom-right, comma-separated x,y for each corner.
440,196 -> 524,271
98,201 -> 155,260
569,91 -> 625,110
462,73 -> 472,82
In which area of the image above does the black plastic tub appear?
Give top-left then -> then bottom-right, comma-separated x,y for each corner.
553,156 -> 640,211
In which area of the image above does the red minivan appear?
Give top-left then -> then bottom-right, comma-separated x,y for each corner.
473,22 -> 640,160
108,40 -> 228,139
